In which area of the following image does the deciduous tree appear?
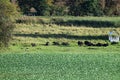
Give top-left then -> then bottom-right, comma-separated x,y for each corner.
0,0 -> 17,47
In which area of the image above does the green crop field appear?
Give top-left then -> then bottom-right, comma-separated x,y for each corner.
0,49 -> 120,80
0,16 -> 120,80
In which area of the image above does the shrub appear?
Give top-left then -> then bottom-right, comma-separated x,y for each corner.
50,18 -> 64,24
16,16 -> 48,24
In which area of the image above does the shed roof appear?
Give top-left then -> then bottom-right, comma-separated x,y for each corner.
109,30 -> 119,36
30,7 -> 37,13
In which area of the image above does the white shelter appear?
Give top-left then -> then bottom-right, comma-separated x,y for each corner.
109,30 -> 119,42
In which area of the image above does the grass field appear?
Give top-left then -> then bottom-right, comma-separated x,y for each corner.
13,23 -> 120,46
0,16 -> 120,80
0,50 -> 120,80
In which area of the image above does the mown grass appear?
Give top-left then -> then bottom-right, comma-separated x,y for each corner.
14,16 -> 120,46
12,23 -> 120,46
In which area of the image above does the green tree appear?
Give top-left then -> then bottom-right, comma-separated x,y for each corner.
0,0 -> 17,47
66,0 -> 83,16
18,0 -> 53,16
104,0 -> 120,16
81,0 -> 103,16
49,0 -> 68,16
67,0 -> 103,16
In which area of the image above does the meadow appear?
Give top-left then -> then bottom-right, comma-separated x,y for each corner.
0,16 -> 120,80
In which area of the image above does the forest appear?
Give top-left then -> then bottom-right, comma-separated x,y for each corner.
11,0 -> 120,16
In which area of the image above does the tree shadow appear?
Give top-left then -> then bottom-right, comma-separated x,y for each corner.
52,20 -> 118,27
14,33 -> 108,40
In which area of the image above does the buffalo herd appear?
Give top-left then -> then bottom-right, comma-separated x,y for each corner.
12,41 -> 119,47
44,41 -> 109,47
78,41 -> 109,47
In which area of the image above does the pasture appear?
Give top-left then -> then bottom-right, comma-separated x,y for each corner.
0,16 -> 120,80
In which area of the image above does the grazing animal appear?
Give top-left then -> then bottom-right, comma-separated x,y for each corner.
78,41 -> 83,46
61,42 -> 69,46
96,43 -> 102,46
31,43 -> 36,47
103,43 -> 109,47
96,43 -> 109,47
34,32 -> 39,35
53,41 -> 60,45
84,41 -> 94,46
45,42 -> 49,46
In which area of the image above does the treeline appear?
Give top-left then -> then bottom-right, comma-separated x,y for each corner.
12,0 -> 120,16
